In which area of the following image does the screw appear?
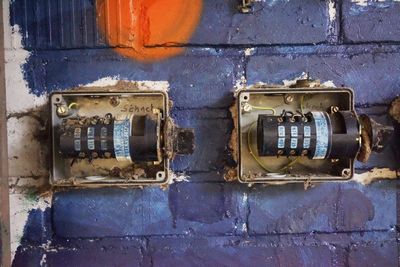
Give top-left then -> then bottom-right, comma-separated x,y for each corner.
290,150 -> 296,156
342,169 -> 350,177
56,105 -> 69,117
104,113 -> 113,125
90,116 -> 99,125
331,106 -> 339,113
301,150 -> 308,156
78,152 -> 86,158
91,152 -> 98,159
104,152 -> 112,158
284,94 -> 294,104
277,150 -> 284,156
243,103 -> 252,112
109,97 -> 120,107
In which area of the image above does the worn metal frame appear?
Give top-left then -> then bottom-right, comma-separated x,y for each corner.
50,90 -> 171,187
236,87 -> 357,184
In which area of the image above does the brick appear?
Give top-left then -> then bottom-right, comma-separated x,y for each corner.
248,181 -> 396,235
10,0 -> 103,49
25,49 -> 238,109
348,241 -> 398,267
12,247 -> 44,267
146,236 -> 341,267
171,0 -> 329,45
11,0 -> 328,49
7,117 -> 48,177
342,1 -> 400,42
171,109 -> 231,172
337,181 -> 397,232
20,208 -> 51,246
46,238 -> 145,267
53,183 -> 246,238
167,183 -> 246,235
247,183 -> 339,234
247,51 -> 400,106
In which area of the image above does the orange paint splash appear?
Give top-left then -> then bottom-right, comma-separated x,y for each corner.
96,0 -> 203,62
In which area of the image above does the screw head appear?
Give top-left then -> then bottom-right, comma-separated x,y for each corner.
331,106 -> 340,113
243,103 -> 252,112
109,97 -> 120,107
90,117 -> 99,125
285,94 -> 295,104
56,105 -> 69,117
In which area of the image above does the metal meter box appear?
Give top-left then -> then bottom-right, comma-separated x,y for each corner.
234,79 -> 393,184
50,85 -> 194,187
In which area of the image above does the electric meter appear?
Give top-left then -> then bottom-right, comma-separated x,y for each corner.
50,86 -> 194,187
234,78 -> 393,184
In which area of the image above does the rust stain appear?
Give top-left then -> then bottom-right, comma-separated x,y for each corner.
96,0 -> 203,62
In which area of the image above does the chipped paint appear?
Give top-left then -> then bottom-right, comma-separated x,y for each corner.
169,172 -> 190,184
4,5 -> 52,261
4,27 -> 46,113
353,168 -> 398,185
82,78 -> 170,92
244,48 -> 255,57
328,0 -> 337,22
9,192 -> 51,260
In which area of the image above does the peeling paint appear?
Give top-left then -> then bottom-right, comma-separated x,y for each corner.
328,1 -> 337,22
353,168 -> 398,185
244,48 -> 255,57
83,78 -> 170,92
4,26 -> 46,113
3,3 -> 53,262
9,192 -> 51,260
169,172 -> 190,184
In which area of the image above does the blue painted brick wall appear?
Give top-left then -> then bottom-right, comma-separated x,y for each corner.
9,0 -> 400,266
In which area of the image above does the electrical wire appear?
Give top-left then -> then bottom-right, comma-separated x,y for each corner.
68,102 -> 78,109
247,122 -> 299,173
248,105 -> 276,114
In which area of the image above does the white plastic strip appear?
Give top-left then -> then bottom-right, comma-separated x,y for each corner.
113,116 -> 132,162
312,111 -> 330,159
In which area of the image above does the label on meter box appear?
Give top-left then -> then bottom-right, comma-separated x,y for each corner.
312,111 -> 330,159
113,116 -> 133,162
